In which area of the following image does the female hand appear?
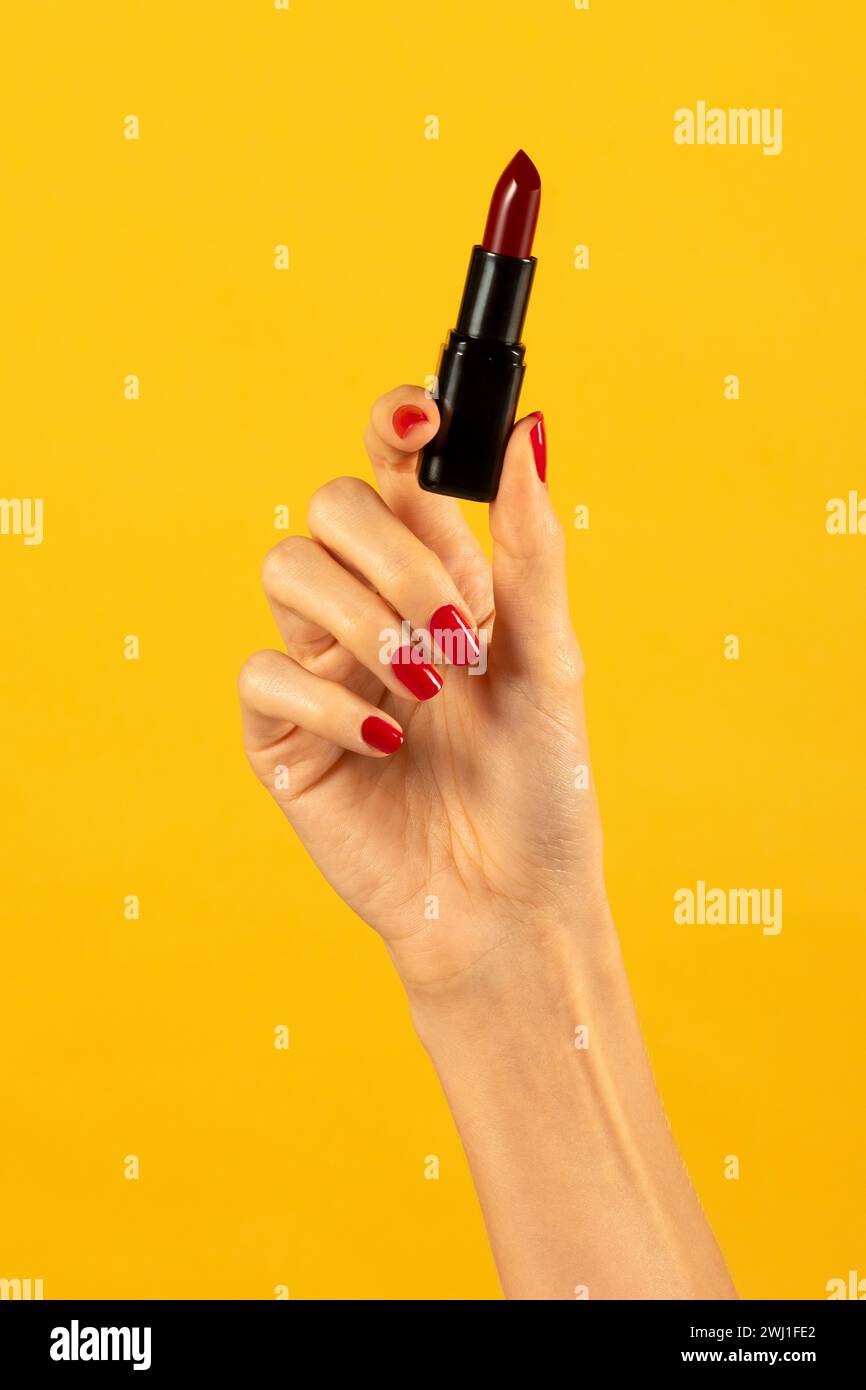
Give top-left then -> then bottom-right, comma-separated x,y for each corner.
239,384 -> 608,997
238,384 -> 735,1301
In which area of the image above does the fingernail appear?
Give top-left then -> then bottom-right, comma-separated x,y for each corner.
429,604 -> 480,667
361,716 -> 404,755
529,411 -> 547,482
392,405 -> 429,440
390,646 -> 443,700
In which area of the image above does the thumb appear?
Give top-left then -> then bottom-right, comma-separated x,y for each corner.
488,412 -> 577,683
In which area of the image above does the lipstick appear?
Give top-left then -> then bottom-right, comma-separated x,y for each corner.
418,150 -> 540,503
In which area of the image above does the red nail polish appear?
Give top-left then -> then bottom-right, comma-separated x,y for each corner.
392,405 -> 429,440
361,716 -> 404,754
390,646 -> 443,700
429,604 -> 480,667
529,412 -> 546,482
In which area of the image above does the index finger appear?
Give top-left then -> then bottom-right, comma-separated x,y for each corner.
365,385 -> 488,573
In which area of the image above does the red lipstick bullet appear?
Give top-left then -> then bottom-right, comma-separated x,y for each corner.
482,149 -> 542,260
418,150 -> 541,502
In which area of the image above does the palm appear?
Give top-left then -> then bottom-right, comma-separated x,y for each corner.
271,662 -> 488,939
254,613 -> 592,981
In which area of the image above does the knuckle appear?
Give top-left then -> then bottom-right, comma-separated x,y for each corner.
237,650 -> 276,702
348,593 -> 390,648
336,604 -> 369,648
307,475 -> 370,530
381,547 -> 440,592
262,534 -> 313,592
552,634 -> 586,690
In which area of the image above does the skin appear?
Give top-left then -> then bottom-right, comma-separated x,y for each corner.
239,384 -> 737,1301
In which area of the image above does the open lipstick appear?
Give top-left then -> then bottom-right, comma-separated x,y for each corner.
418,150 -> 541,502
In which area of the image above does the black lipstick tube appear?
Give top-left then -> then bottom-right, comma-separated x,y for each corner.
418,246 -> 536,503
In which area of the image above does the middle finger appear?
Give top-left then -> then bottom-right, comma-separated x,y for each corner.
307,477 -> 482,670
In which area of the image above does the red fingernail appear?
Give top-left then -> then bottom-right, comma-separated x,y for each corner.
361,716 -> 404,755
429,604 -> 480,667
390,646 -> 443,700
529,411 -> 546,482
392,405 -> 429,439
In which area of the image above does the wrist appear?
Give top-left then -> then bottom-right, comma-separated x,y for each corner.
402,896 -> 625,1052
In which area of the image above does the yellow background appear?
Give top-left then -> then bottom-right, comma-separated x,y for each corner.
1,0 -> 863,1299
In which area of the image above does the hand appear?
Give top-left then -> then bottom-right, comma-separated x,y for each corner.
239,385 -> 611,997
238,385 -> 737,1299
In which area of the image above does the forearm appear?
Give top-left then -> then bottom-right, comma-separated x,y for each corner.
408,912 -> 737,1301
